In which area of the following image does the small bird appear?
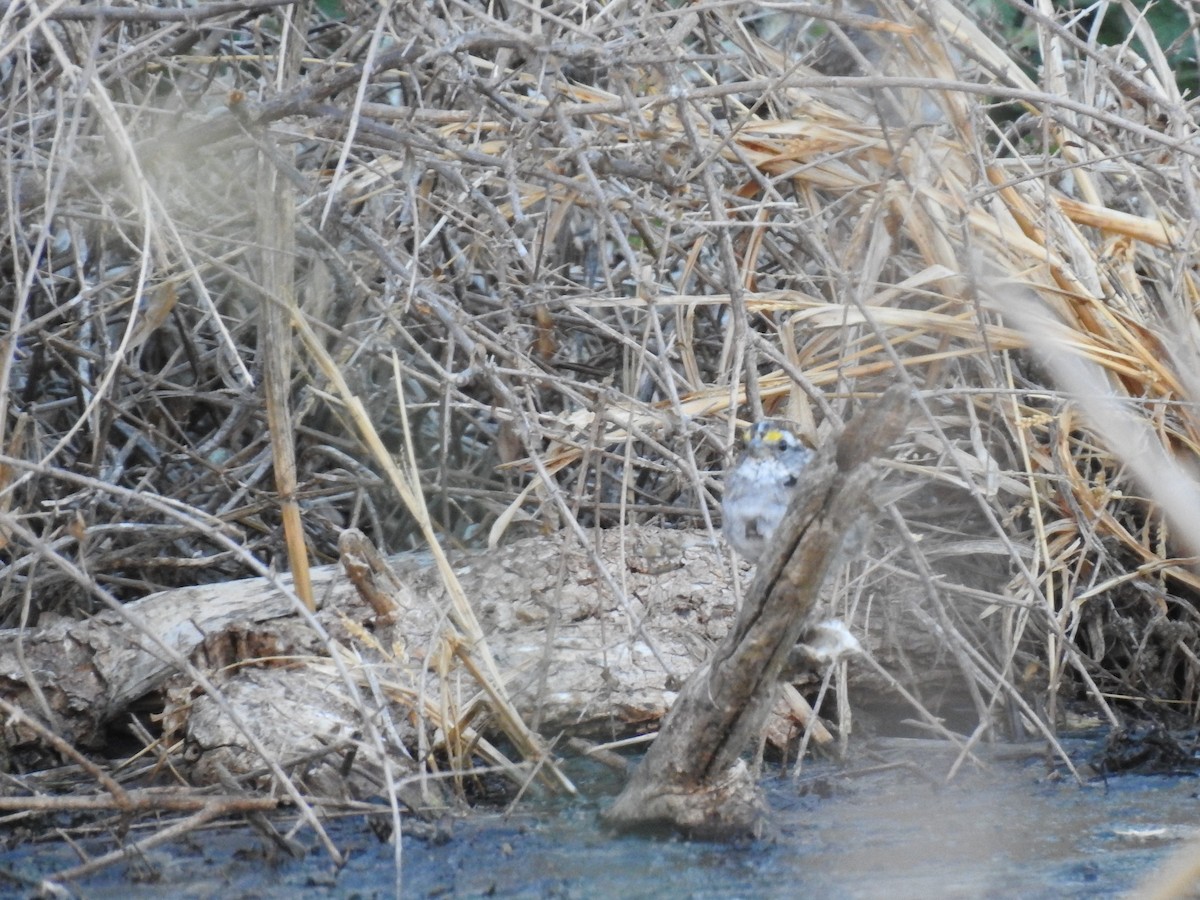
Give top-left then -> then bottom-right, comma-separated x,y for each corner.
722,421 -> 813,562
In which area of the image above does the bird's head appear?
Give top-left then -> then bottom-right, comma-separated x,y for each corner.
741,420 -> 805,457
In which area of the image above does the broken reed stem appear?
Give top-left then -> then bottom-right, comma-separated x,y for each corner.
43,803 -> 229,886
0,791 -> 279,814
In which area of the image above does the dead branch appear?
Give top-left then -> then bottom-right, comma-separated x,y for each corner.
603,386 -> 912,837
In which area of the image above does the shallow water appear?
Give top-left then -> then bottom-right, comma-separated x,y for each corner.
3,740 -> 1197,898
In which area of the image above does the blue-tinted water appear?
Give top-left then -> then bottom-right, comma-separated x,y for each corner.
2,743 -> 1196,898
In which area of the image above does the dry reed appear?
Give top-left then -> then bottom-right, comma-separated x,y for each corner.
3,0 -> 1200,885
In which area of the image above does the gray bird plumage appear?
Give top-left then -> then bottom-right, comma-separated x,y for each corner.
722,421 -> 813,562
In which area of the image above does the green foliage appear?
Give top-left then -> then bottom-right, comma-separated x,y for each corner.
315,0 -> 345,20
1097,0 -> 1198,96
967,0 -> 1197,96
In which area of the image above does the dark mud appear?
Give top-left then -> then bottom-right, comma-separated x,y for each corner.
2,738 -> 1197,898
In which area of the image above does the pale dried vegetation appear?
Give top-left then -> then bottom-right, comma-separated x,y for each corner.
3,0 -> 1200,882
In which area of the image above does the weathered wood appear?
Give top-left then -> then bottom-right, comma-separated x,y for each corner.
0,528 -> 740,770
0,571 -> 318,754
602,385 -> 912,837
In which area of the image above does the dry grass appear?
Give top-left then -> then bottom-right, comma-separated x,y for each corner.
4,0 -> 1200,878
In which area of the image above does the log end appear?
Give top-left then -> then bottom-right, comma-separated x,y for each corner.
601,759 -> 768,840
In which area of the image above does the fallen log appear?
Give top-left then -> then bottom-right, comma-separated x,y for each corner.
0,525 -> 744,789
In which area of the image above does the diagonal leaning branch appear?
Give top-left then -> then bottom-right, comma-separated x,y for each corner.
603,384 -> 912,838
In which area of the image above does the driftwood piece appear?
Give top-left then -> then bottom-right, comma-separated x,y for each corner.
602,386 -> 912,838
